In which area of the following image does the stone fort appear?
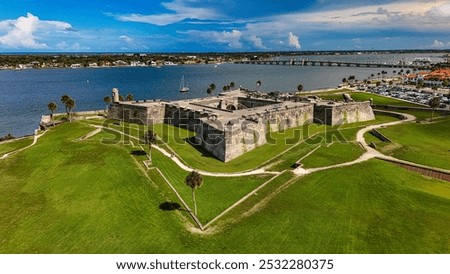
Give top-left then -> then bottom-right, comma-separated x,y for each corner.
108,88 -> 375,162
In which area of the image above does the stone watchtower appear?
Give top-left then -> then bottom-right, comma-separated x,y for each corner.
112,88 -> 120,103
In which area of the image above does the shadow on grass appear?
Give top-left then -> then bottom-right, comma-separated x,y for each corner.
186,137 -> 216,159
130,150 -> 147,156
159,202 -> 183,211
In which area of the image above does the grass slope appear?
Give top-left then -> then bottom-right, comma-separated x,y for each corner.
210,160 -> 450,253
0,137 -> 33,155
300,142 -> 364,168
0,123 -> 449,253
319,91 -> 421,107
146,148 -> 273,224
377,117 -> 450,170
0,123 -> 192,253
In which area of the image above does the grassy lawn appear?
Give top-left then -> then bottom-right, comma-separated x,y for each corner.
300,142 -> 364,168
0,137 -> 33,155
319,91 -> 422,107
0,122 -> 449,253
211,160 -> 450,253
378,108 -> 447,122
144,148 -> 274,224
376,117 -> 450,170
0,123 -> 193,253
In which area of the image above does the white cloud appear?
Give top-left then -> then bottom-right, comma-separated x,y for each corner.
288,32 -> 301,49
55,41 -> 90,51
182,29 -> 243,48
247,35 -> 265,49
120,35 -> 133,43
432,39 -> 445,48
115,0 -> 222,26
431,39 -> 450,48
0,13 -> 74,49
245,1 -> 450,36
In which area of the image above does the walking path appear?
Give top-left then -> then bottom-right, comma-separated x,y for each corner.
293,110 -> 421,175
93,125 -> 280,177
1,130 -> 48,160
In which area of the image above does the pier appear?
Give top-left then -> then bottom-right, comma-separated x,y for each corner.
234,59 -> 431,70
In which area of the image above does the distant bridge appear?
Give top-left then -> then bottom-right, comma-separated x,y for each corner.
234,59 -> 430,70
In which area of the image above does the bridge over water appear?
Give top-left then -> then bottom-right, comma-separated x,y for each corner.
234,59 -> 430,70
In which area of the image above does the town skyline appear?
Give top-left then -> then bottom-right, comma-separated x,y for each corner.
1,0 -> 450,52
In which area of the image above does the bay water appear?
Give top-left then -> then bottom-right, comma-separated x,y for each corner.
0,53 -> 445,137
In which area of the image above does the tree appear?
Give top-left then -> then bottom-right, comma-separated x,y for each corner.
297,84 -> 304,92
428,97 -> 441,121
256,80 -> 261,91
342,78 -> 347,84
119,94 -> 124,102
209,83 -> 216,92
65,97 -> 76,121
223,85 -> 229,92
61,94 -> 70,114
126,93 -> 134,101
47,101 -> 58,127
143,130 -> 158,161
229,82 -> 235,89
185,171 -> 203,216
103,96 -> 111,112
206,87 -> 213,96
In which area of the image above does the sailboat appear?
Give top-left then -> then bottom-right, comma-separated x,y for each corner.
179,75 -> 189,93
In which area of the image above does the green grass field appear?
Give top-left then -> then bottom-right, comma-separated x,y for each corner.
318,91 -> 422,107
300,142 -> 364,168
376,117 -> 450,170
0,137 -> 33,155
145,148 -> 274,224
217,159 -> 450,253
1,116 -> 449,254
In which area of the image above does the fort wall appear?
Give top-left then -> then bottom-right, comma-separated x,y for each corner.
108,102 -> 166,125
314,101 -> 375,126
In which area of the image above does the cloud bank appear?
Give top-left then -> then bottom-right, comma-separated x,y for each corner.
0,13 -> 75,49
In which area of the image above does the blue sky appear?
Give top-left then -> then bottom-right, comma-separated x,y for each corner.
0,0 -> 449,52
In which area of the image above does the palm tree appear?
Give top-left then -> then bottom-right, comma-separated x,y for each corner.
119,94 -> 124,102
428,97 -> 441,121
256,80 -> 261,91
229,82 -> 235,89
143,130 -> 158,161
209,83 -> 216,92
47,101 -> 57,127
206,87 -> 213,96
185,171 -> 203,216
297,84 -> 304,92
103,96 -> 111,112
126,93 -> 134,101
223,85 -> 229,92
61,94 -> 70,114
65,97 -> 76,121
